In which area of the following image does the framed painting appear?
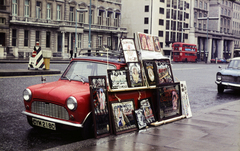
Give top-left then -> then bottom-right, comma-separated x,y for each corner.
154,59 -> 174,86
146,35 -> 154,51
121,38 -> 136,51
128,62 -> 143,87
138,98 -> 155,124
157,82 -> 182,121
153,36 -> 162,52
138,33 -> 148,50
143,60 -> 156,86
134,109 -> 147,129
123,50 -> 139,62
107,69 -> 130,90
88,76 -> 111,138
180,81 -> 192,118
110,99 -> 137,135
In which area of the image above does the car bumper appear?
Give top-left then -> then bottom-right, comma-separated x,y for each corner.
22,111 -> 83,128
215,81 -> 240,89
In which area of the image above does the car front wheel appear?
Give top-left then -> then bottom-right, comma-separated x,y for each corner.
217,85 -> 224,93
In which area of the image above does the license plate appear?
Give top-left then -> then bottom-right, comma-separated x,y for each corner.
32,118 -> 56,130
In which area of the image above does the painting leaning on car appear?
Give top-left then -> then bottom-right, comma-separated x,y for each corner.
22,56 -> 125,136
215,57 -> 240,93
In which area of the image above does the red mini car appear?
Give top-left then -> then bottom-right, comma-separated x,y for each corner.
22,50 -> 127,137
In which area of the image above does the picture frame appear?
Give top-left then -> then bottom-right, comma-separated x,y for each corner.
157,82 -> 182,121
134,109 -> 147,129
146,35 -> 154,51
138,98 -> 155,124
153,36 -> 162,52
138,33 -> 148,50
121,38 -> 136,51
123,50 -> 139,63
143,60 -> 156,86
88,76 -> 111,138
107,69 -> 130,90
180,81 -> 192,118
154,59 -> 174,86
128,62 -> 143,87
110,99 -> 137,135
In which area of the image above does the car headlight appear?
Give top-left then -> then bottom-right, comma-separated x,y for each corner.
23,88 -> 32,101
217,74 -> 222,81
66,96 -> 78,111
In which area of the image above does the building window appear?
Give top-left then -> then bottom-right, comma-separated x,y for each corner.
144,17 -> 149,24
158,31 -> 163,37
167,0 -> 170,7
78,33 -> 82,48
166,9 -> 170,18
165,31 -> 169,41
106,11 -> 112,26
36,1 -> 41,19
57,5 -> 61,20
69,7 -> 74,21
36,31 -> 40,44
185,34 -> 188,39
203,24 -> 206,29
24,30 -> 29,46
159,19 -> 164,25
98,10 -> 104,25
145,5 -> 149,12
204,2 -> 207,10
46,31 -> 50,48
24,0 -> 30,17
107,36 -> 111,48
159,8 -> 164,14
79,11 -> 85,23
98,35 -> 102,48
199,1 -> 202,9
199,23 -> 202,29
195,0 -> 198,7
144,29 -> 148,33
166,20 -> 169,30
160,0 -> 164,2
194,12 -> 197,19
47,3 -> 51,20
228,10 -> 230,16
12,29 -> 17,46
114,12 -> 120,27
12,0 -> 18,16
0,17 -> 5,24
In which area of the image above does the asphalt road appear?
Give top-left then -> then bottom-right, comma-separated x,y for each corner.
0,63 -> 239,151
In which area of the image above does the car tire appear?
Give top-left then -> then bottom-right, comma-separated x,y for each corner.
217,85 -> 224,93
81,113 -> 94,139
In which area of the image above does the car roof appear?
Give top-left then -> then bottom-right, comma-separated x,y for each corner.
73,56 -> 126,64
231,57 -> 240,61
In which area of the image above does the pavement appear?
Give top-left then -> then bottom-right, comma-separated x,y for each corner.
1,58 -> 240,150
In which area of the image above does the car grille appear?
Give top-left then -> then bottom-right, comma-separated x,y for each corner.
222,75 -> 240,83
31,101 -> 69,120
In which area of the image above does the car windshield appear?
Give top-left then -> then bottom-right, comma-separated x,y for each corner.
62,61 -> 116,82
228,60 -> 240,69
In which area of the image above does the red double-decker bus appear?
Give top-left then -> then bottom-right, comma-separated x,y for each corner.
172,42 -> 197,62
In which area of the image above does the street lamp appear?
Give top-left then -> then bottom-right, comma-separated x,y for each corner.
75,8 -> 88,58
88,0 -> 92,49
198,17 -> 219,63
181,28 -> 190,42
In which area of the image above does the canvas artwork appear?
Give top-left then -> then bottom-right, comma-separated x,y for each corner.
134,109 -> 147,129
143,60 -> 156,86
123,50 -> 139,62
121,38 -> 136,51
107,69 -> 129,89
153,36 -> 162,52
180,81 -> 192,118
128,62 -> 143,87
139,98 -> 155,124
154,59 -> 174,85
89,76 -> 111,138
110,99 -> 137,134
146,35 -> 154,51
138,33 -> 148,50
158,83 -> 182,120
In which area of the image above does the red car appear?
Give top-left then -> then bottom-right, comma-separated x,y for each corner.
22,52 -> 127,137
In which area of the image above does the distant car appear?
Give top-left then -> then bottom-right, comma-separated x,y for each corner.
211,58 -> 227,63
215,57 -> 240,93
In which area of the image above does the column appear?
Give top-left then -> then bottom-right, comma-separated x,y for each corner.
69,33 -> 72,54
207,38 -> 212,63
229,40 -> 234,58
217,39 -> 224,59
62,31 -> 65,57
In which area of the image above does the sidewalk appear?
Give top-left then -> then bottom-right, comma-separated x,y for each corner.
45,100 -> 240,151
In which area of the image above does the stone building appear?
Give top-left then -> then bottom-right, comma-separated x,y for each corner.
2,0 -> 127,58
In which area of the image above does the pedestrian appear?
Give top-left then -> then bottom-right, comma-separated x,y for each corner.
70,49 -> 73,58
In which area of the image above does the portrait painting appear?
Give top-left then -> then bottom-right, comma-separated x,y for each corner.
128,62 -> 143,87
143,60 -> 156,86
180,81 -> 192,118
123,50 -> 139,62
138,98 -> 155,124
153,36 -> 162,52
146,35 -> 154,51
154,59 -> 174,85
134,109 -> 147,129
121,38 -> 136,51
138,33 -> 148,50
88,76 -> 111,138
110,99 -> 137,135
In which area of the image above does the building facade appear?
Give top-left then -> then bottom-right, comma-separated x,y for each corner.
1,0 -> 127,58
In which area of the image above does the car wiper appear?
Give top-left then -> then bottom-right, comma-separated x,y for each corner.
65,76 -> 71,81
73,74 -> 85,84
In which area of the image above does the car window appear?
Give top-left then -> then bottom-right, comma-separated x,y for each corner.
62,61 -> 116,82
228,60 -> 240,68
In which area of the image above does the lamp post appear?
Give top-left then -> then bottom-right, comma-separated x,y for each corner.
198,17 -> 219,63
88,0 -> 92,49
75,8 -> 88,58
181,28 -> 190,42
